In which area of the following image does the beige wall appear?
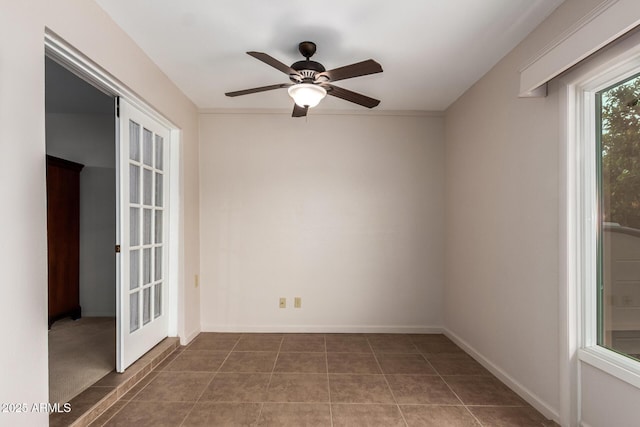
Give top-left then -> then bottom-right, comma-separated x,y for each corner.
444,0 -> 640,424
0,1 -> 199,424
0,3 -> 49,424
444,37 -> 561,420
199,112 -> 444,332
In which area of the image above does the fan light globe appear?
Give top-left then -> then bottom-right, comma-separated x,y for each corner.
288,83 -> 327,108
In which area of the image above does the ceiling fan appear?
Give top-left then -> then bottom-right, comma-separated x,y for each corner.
225,41 -> 383,117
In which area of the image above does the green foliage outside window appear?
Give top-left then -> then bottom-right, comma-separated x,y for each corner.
601,75 -> 640,229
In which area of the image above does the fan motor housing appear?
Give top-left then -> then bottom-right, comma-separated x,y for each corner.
289,42 -> 327,82
290,60 -> 326,83
292,60 -> 325,77
291,59 -> 325,73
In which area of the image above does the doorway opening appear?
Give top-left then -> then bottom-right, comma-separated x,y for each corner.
44,32 -> 181,421
45,56 -> 117,405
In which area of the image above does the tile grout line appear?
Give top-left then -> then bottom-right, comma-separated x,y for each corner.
324,335 -> 334,427
177,333 -> 243,427
103,333 -> 552,426
110,344 -> 177,402
83,400 -> 123,427
92,341 -> 180,426
87,400 -> 124,427
254,334 -> 284,425
119,368 -> 160,402
423,348 -> 542,424
367,337 -> 410,427
418,346 -> 485,427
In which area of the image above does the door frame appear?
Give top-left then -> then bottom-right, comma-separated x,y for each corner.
44,29 -> 181,347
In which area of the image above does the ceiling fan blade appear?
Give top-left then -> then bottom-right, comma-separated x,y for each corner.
324,84 -> 380,108
225,83 -> 291,97
247,51 -> 300,76
318,59 -> 383,82
292,103 -> 308,118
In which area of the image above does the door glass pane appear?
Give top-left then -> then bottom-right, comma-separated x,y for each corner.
143,128 -> 153,166
597,72 -> 640,361
155,210 -> 163,243
143,169 -> 152,206
129,165 -> 140,204
143,287 -> 151,325
129,292 -> 139,333
155,247 -> 162,281
143,208 -> 152,245
155,135 -> 163,170
130,208 -> 140,246
154,283 -> 162,318
155,173 -> 163,207
121,99 -> 171,370
130,250 -> 139,290
129,120 -> 140,162
143,248 -> 152,285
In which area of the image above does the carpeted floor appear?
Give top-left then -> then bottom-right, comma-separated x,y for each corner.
48,317 -> 115,404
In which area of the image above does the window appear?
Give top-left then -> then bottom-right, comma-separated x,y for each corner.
563,29 -> 640,391
597,73 -> 640,362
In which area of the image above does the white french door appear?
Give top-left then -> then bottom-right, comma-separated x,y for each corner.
116,97 -> 170,372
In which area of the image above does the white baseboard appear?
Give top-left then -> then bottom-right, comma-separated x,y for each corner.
181,328 -> 200,346
443,328 -> 560,423
200,324 -> 444,334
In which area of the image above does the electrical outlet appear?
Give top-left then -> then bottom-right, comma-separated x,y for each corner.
279,297 -> 286,308
294,297 -> 302,308
195,274 -> 199,288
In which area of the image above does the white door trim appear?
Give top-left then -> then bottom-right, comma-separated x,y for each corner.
44,29 -> 177,130
44,28 -> 181,353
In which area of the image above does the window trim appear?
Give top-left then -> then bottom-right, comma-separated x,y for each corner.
520,0 -> 640,96
562,28 -> 640,408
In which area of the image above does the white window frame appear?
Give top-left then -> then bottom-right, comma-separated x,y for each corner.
562,29 -> 640,410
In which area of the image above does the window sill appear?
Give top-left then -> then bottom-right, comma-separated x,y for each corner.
579,346 -> 640,390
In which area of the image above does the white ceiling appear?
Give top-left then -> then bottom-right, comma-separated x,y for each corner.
95,0 -> 564,112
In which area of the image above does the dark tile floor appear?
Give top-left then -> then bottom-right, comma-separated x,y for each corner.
90,333 -> 558,426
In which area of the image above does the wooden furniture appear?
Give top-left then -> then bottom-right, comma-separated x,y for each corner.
47,155 -> 84,328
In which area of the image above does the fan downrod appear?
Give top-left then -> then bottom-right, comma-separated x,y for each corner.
291,41 -> 325,77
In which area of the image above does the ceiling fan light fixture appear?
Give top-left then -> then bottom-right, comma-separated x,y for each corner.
287,83 -> 327,108
225,42 -> 383,118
